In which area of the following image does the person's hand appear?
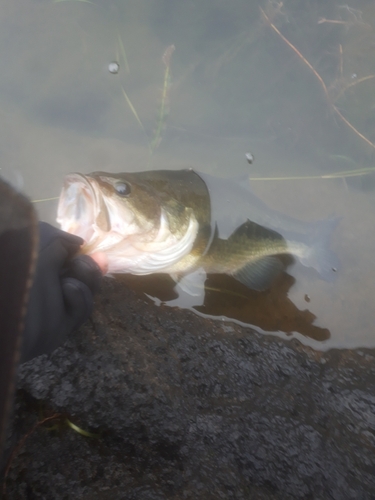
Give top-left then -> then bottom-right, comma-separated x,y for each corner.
21,222 -> 104,362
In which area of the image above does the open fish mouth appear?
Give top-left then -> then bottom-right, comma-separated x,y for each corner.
57,173 -> 98,242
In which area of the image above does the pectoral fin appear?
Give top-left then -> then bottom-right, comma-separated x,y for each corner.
173,267 -> 207,296
232,256 -> 284,291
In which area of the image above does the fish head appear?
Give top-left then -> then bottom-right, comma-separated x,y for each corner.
56,171 -> 200,274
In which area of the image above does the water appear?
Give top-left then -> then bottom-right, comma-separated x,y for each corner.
1,0 -> 375,350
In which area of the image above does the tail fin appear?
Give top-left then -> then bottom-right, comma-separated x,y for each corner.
300,217 -> 341,281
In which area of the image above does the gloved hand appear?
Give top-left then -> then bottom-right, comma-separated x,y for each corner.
21,222 -> 103,362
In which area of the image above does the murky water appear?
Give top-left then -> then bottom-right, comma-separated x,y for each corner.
1,0 -> 375,349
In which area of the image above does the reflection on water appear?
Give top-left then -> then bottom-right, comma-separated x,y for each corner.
119,271 -> 331,343
0,0 -> 375,349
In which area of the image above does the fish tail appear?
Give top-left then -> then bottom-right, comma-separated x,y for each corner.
300,217 -> 340,281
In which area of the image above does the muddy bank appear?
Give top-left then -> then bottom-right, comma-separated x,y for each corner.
3,278 -> 375,499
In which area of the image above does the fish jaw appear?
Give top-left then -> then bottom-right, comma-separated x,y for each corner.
57,173 -> 98,242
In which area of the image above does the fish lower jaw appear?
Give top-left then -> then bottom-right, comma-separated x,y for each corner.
102,244 -> 196,275
103,256 -> 180,275
100,231 -> 199,275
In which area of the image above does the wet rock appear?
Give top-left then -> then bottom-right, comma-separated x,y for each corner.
3,278 -> 375,499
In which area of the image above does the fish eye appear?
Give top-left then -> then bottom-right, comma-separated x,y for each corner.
115,182 -> 131,197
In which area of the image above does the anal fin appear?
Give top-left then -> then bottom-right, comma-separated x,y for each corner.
232,256 -> 284,291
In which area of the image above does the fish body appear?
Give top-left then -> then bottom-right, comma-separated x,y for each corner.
57,169 -> 339,291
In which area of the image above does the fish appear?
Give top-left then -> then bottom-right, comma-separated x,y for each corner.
57,169 -> 339,291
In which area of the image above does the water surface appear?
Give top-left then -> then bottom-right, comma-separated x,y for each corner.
1,0 -> 374,349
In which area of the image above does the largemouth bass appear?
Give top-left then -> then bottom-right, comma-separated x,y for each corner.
57,169 -> 339,291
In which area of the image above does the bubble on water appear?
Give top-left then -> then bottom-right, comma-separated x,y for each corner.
108,62 -> 119,74
245,152 -> 254,164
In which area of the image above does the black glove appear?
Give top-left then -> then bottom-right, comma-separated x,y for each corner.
21,222 -> 102,362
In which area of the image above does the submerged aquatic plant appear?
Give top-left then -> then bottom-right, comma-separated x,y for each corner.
260,5 -> 375,157
120,85 -> 145,132
117,31 -> 129,74
150,44 -> 175,156
116,36 -> 175,163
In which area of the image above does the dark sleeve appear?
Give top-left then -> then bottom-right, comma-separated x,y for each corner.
21,222 -> 102,362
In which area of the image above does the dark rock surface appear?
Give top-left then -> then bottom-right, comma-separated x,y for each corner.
3,278 -> 375,499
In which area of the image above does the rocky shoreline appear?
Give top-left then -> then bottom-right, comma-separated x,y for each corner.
3,278 -> 375,499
